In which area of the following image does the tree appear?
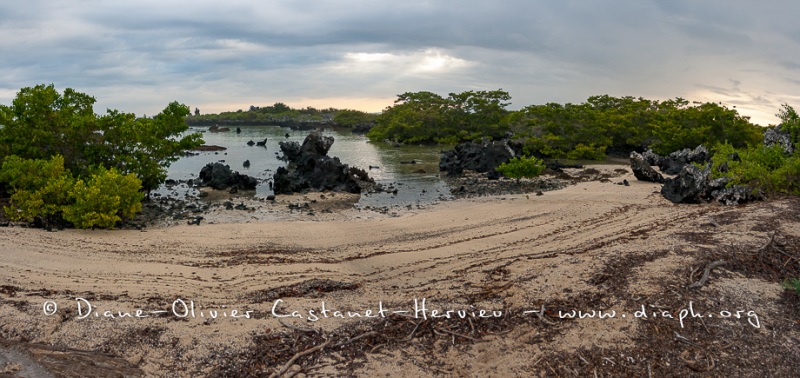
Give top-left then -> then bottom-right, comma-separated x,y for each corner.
777,103 -> 800,146
0,84 -> 203,192
333,109 -> 377,128
367,89 -> 512,144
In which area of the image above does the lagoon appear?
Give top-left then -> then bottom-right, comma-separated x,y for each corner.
158,125 -> 452,207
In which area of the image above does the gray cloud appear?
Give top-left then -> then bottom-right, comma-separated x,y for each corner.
1,0 -> 799,124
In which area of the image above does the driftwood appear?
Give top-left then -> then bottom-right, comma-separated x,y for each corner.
269,338 -> 331,378
689,260 -> 726,290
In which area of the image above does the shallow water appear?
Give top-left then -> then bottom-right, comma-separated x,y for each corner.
157,125 -> 452,207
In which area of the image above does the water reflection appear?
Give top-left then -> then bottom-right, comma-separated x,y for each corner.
158,126 -> 451,206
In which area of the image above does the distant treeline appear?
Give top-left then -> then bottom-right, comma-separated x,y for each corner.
188,91 -> 772,158
366,90 -> 766,157
186,103 -> 377,131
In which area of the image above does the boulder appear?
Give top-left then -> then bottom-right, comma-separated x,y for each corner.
198,163 -> 258,191
545,160 -> 583,172
439,140 -> 522,177
272,131 -> 375,194
660,164 -> 759,205
711,185 -> 762,206
641,149 -> 664,167
658,145 -> 710,175
630,152 -> 665,183
764,126 -> 795,155
660,164 -> 711,203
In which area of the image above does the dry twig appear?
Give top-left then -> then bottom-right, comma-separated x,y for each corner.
278,319 -> 319,334
333,331 -> 380,348
434,327 -> 485,343
689,260 -> 726,290
269,338 -> 332,378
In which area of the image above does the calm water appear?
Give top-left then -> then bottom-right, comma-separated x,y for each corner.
157,125 -> 452,207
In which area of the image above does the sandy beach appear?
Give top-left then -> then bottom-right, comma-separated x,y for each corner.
1,165 -> 799,377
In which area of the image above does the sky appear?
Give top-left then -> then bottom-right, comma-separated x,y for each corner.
2,0 -> 799,125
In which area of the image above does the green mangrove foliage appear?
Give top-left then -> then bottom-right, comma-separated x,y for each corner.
368,92 -> 764,159
189,103 -> 337,126
368,90 -> 512,144
0,155 -> 143,229
495,156 -> 545,182
0,84 -> 202,228
709,104 -> 800,196
332,109 -> 378,128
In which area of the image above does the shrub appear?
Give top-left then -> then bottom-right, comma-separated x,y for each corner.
710,142 -> 800,195
566,143 -> 607,160
784,278 -> 800,296
496,156 -> 545,182
63,167 -> 143,229
0,155 -> 143,229
0,155 -> 74,224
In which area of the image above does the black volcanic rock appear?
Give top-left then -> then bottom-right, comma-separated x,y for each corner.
630,152 -> 665,183
273,131 -> 375,194
661,164 -> 711,203
658,145 -> 710,175
764,126 -> 795,155
660,163 -> 760,205
439,140 -> 522,177
198,163 -> 258,190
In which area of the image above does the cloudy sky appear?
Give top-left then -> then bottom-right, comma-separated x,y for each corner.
1,0 -> 799,125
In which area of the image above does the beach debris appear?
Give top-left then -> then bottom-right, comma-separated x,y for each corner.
689,260 -> 727,290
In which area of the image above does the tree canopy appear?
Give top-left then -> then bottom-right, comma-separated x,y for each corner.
0,84 -> 203,228
367,91 -> 765,159
367,89 -> 512,144
0,84 -> 202,192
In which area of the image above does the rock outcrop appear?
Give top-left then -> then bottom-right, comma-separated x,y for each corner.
272,131 -> 375,194
632,145 -> 760,205
629,152 -> 665,183
439,140 -> 522,177
660,164 -> 761,205
764,126 -> 795,155
198,163 -> 258,191
657,145 -> 710,175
